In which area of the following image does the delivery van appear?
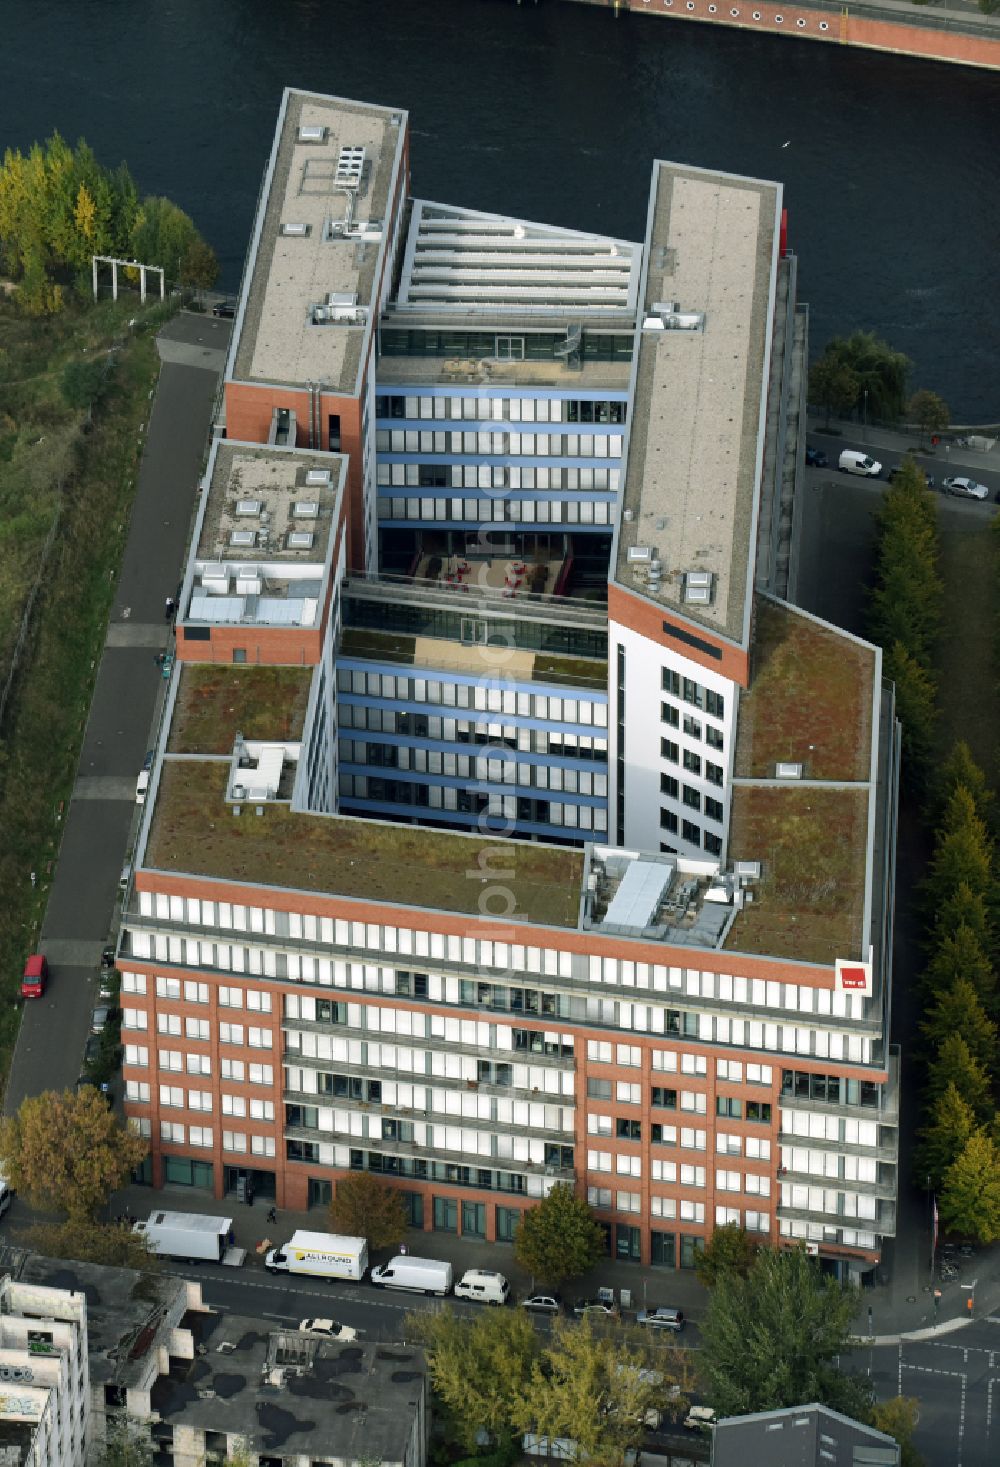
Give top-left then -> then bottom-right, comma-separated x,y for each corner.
453,1269 -> 509,1305
21,954 -> 48,999
838,450 -> 882,478
369,1254 -> 453,1296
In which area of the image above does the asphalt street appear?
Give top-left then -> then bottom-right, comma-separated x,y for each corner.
841,1319 -> 1000,1467
3,312 -> 229,1114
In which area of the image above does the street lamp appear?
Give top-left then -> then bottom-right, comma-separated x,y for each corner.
863,387 -> 869,428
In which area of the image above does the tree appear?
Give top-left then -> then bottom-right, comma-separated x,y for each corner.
808,354 -> 858,428
0,1088 -> 148,1221
936,742 -> 993,828
95,1413 -> 154,1467
700,1246 -> 872,1420
26,1218 -> 160,1271
920,978 -> 997,1072
923,924 -> 997,1014
328,1172 -> 407,1252
924,788 -> 993,910
914,1081 -> 976,1192
180,236 -> 219,289
926,1034 -> 992,1122
870,1397 -> 925,1467
884,641 -> 937,778
409,1306 -> 539,1452
513,1319 -> 691,1467
822,331 -> 911,422
514,1184 -> 606,1288
693,1223 -> 758,1287
60,357 -> 107,410
939,1129 -> 1000,1242
927,884 -> 995,962
908,389 -> 949,449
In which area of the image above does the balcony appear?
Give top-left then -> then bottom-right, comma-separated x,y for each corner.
777,1200 -> 896,1237
282,1088 -> 575,1144
777,1166 -> 897,1202
282,1054 -> 575,1109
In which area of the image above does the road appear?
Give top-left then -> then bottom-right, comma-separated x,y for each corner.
3,313 -> 229,1114
841,1319 -> 1000,1467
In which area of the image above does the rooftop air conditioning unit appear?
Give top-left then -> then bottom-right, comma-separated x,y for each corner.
627,546 -> 653,564
623,509 -> 635,523
231,786 -> 246,801
775,762 -> 803,780
298,125 -> 328,144
280,222 -> 311,237
335,146 -> 366,189
734,860 -> 762,880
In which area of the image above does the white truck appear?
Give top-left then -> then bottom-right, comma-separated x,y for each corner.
264,1230 -> 368,1282
369,1254 -> 452,1296
134,1210 -> 238,1264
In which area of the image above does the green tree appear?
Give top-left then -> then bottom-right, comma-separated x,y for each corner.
914,1081 -> 976,1193
939,1129 -> 1000,1242
513,1320 -> 690,1467
924,787 -> 994,910
409,1306 -> 539,1452
60,356 -> 107,410
908,389 -> 949,449
693,1223 -> 758,1287
0,1088 -> 148,1222
26,1218 -> 160,1272
923,924 -> 997,1013
514,1184 -> 606,1288
328,1171 -> 407,1252
936,742 -> 994,830
920,978 -> 997,1072
700,1246 -> 872,1420
870,1397 -> 925,1467
180,235 -> 219,289
95,1414 -> 154,1467
884,641 -> 937,778
926,1033 -> 993,1122
927,885 -> 995,962
808,354 -> 859,428
823,331 -> 912,422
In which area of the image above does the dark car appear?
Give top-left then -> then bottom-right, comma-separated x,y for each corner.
83,1034 -> 103,1067
636,1305 -> 686,1332
212,300 -> 235,318
805,447 -> 828,468
519,1292 -> 563,1315
888,463 -> 936,489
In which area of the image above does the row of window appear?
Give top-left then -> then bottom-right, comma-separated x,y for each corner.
123,1048 -> 272,1084
380,467 -> 619,494
376,495 -> 615,524
659,818 -> 724,856
659,776 -> 725,822
338,777 -> 609,831
377,429 -> 624,458
337,670 -> 608,726
145,977 -> 271,1009
661,670 -> 726,720
659,701 -> 725,750
660,739 -> 724,784
338,704 -> 608,757
341,741 -> 609,795
588,1098 -> 772,1137
374,394 -> 627,424
124,1013 -> 274,1048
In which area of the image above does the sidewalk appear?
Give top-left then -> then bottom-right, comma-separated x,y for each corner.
808,413 -> 998,480
108,1181 -> 1000,1343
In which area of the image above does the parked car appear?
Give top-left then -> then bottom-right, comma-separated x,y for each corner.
943,476 -> 989,501
519,1292 -> 563,1315
135,769 -> 150,805
636,1305 -> 685,1332
83,1034 -> 103,1068
298,1318 -> 358,1341
572,1297 -> 619,1319
21,953 -> 48,999
838,449 -> 883,477
212,300 -> 236,318
888,463 -> 935,489
805,447 -> 827,468
453,1269 -> 510,1305
684,1406 -> 717,1432
91,1004 -> 118,1034
142,750 -> 154,771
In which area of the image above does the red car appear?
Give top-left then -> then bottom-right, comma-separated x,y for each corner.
21,954 -> 48,999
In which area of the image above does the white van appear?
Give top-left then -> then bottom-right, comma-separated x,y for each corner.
453,1268 -> 509,1305
370,1254 -> 453,1296
135,770 -> 150,805
838,450 -> 882,477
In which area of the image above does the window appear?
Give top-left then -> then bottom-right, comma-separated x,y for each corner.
746,1136 -> 771,1161
124,1045 -> 148,1068
188,1091 -> 212,1112
746,1210 -> 770,1233
651,1231 -> 676,1267
682,820 -> 700,844
249,1027 -> 273,1050
588,1041 -> 612,1064
683,716 -> 702,739
680,1234 -> 702,1267
717,1096 -> 743,1119
705,796 -> 724,822
717,1133 -> 742,1155
679,1200 -> 705,1223
716,1169 -> 741,1192
680,1164 -> 706,1188
125,1080 -> 150,1103
159,1085 -> 184,1109
251,1135 -> 276,1157
660,774 -> 678,798
706,725 -> 725,751
681,1053 -> 707,1076
122,973 -> 146,994
617,1044 -> 641,1068
184,980 -> 209,1004
661,739 -> 679,764
185,1017 -> 209,1041
652,1051 -> 678,1072
186,1054 -> 211,1076
588,1150 -> 612,1173
157,1013 -> 181,1036
651,1086 -> 677,1109
745,1173 -> 770,1197
159,1050 -> 182,1072
587,1078 -> 612,1100
616,1081 -> 641,1104
189,1127 -> 213,1149
247,990 -> 272,1013
706,690 -> 725,720
748,1063 -> 772,1086
682,749 -> 701,775
683,677 -> 704,709
588,1114 -> 612,1136
682,785 -> 700,810
662,669 -> 680,696
716,1206 -> 741,1226
651,1123 -> 676,1146
160,1121 -> 184,1144
680,1091 -> 707,1114
222,1095 -> 247,1117
616,1155 -> 642,1178
588,1187 -> 612,1209
747,1101 -> 772,1124
680,1128 -> 706,1150
496,1206 -> 521,1242
249,1063 -> 274,1086
223,1132 -> 247,1153
660,810 -> 678,833
706,761 -> 724,786
220,1023 -> 244,1046
616,1193 -> 641,1216
704,832 -> 723,856
156,977 -> 181,1000
717,1059 -> 743,1082
219,987 -> 243,1008
221,1058 -> 245,1081
660,702 -> 679,727
122,1009 -> 147,1031
616,1118 -> 641,1140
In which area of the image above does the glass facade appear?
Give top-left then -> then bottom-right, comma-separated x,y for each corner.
343,593 -> 608,661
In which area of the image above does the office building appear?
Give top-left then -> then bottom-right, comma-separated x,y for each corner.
119,89 -> 899,1282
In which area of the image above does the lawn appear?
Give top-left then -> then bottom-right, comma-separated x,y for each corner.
933,517 -> 1000,785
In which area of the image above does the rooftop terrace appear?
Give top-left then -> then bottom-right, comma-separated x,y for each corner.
615,161 -> 780,645
231,90 -> 405,394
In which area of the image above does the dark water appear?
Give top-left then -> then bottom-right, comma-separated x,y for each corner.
2,0 -> 998,416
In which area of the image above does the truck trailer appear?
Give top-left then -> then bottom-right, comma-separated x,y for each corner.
264,1230 -> 368,1281
134,1210 -> 236,1263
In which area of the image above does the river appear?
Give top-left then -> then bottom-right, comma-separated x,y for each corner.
1,0 -> 997,416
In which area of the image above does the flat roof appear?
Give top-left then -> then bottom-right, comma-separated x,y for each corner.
152,1316 -> 425,1463
394,200 -> 642,316
167,664 -> 313,754
615,161 -> 781,645
231,89 -> 405,394
145,757 -> 585,928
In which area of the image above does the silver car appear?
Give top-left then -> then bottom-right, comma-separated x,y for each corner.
943,476 -> 989,501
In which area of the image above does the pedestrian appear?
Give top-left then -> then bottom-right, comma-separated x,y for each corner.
164,596 -> 175,621
246,1182 -> 254,1208
266,1205 -> 277,1225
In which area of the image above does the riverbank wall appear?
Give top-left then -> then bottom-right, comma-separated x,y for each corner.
563,0 -> 1000,72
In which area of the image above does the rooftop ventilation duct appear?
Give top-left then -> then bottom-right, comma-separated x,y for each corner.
280,222 -> 311,237
643,300 -> 706,332
775,762 -> 803,780
298,125 -> 328,144
683,570 -> 715,606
